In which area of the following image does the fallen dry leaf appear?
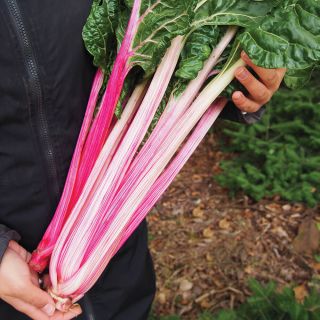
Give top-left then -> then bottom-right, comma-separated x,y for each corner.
219,218 -> 231,230
158,292 -> 167,304
203,227 -> 214,238
273,226 -> 289,239
199,299 -> 211,309
244,266 -> 254,274
193,207 -> 205,218
265,203 -> 282,212
181,292 -> 192,305
311,262 -> 320,272
294,285 -> 308,303
293,219 -> 320,255
206,253 -> 214,262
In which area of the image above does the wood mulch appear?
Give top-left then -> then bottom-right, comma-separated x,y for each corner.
148,132 -> 320,319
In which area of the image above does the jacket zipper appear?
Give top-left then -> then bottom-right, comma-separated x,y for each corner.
5,0 -> 60,202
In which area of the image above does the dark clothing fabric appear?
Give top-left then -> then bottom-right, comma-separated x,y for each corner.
221,102 -> 266,124
0,225 -> 20,263
0,0 -> 264,319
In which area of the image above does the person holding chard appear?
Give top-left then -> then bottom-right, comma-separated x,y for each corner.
1,1 -> 318,319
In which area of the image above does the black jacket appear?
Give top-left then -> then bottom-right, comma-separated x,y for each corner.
0,1 -> 263,319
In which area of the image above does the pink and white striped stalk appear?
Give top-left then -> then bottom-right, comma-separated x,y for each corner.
48,99 -> 226,310
118,98 -> 227,248
85,27 -> 237,255
63,60 -> 245,301
47,37 -> 185,303
122,27 -> 237,197
73,0 -> 143,197
47,56 -> 243,306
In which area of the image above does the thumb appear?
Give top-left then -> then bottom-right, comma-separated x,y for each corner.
19,284 -> 56,316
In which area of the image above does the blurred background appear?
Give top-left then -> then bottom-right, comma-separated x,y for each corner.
147,72 -> 320,319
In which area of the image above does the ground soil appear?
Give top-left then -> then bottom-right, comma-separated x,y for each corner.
148,132 -> 320,319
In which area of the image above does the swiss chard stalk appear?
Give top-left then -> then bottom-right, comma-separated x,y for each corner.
76,0 -> 195,192
49,37 -> 185,302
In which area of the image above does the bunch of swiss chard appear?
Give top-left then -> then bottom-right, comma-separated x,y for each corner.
29,0 -> 320,312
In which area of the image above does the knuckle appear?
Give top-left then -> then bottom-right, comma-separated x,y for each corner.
235,98 -> 246,109
236,67 -> 251,83
266,71 -> 278,84
257,89 -> 271,103
272,82 -> 281,92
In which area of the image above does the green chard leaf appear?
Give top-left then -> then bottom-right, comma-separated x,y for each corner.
175,0 -> 281,88
284,66 -> 316,88
238,0 -> 320,86
129,0 -> 196,77
189,0 -> 319,89
82,0 -> 119,73
193,0 -> 280,29
175,25 -> 221,81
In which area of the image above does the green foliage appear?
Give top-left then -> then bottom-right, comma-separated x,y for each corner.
216,73 -> 320,207
213,279 -> 320,320
82,0 -> 119,73
149,281 -> 320,319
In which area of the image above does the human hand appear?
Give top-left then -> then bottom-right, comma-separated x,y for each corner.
0,241 -> 82,320
232,51 -> 286,113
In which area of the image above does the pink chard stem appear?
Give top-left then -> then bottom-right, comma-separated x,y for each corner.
118,98 -> 227,248
73,0 -> 143,198
48,36 -> 185,301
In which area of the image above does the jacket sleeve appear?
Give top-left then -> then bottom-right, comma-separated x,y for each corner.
219,101 -> 266,124
0,224 -> 21,264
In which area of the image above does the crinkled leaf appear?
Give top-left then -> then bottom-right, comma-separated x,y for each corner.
182,0 -> 280,87
238,0 -> 320,70
175,25 -> 221,80
193,0 -> 280,29
82,0 -> 119,73
284,66 -> 315,88
192,0 -> 319,89
129,0 -> 196,76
